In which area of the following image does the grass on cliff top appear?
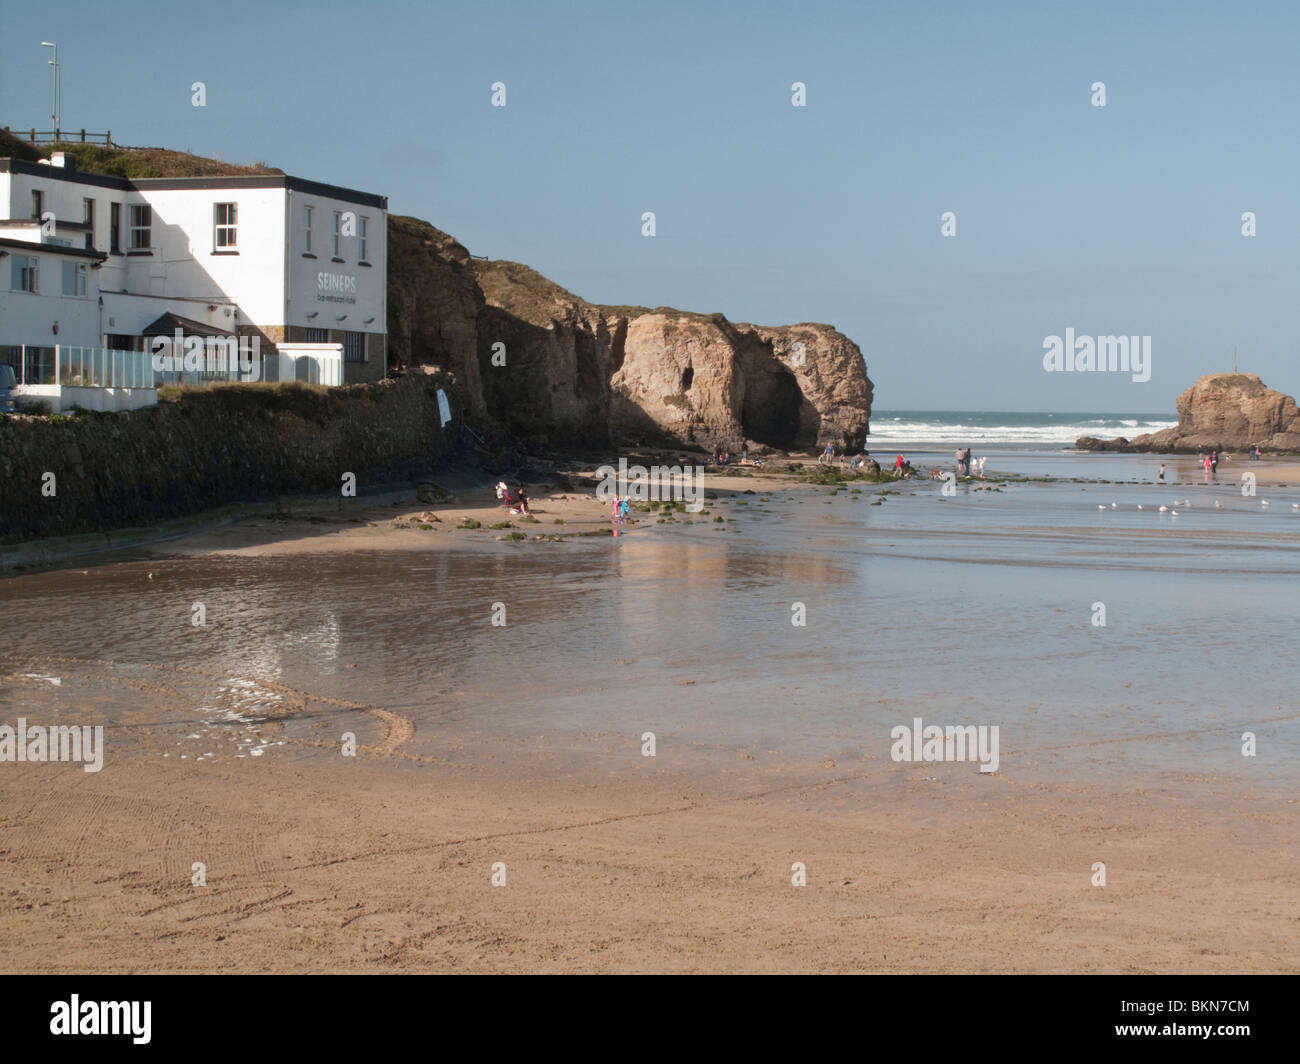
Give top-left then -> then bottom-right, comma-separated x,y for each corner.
389,214 -> 472,260
473,259 -> 590,319
10,135 -> 282,179
471,257 -> 840,336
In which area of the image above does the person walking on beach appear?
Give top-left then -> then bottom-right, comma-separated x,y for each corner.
1211,450 -> 1219,476
894,453 -> 905,477
1204,453 -> 1212,483
1158,463 -> 1166,483
978,456 -> 987,478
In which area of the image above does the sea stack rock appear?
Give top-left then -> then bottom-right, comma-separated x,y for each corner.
1076,374 -> 1300,453
610,312 -> 872,452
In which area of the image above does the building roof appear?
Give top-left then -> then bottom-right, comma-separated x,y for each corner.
0,157 -> 386,209
0,235 -> 107,260
141,312 -> 236,337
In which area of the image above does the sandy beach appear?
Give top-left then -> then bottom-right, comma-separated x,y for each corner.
2,732 -> 1295,973
2,458 -> 1297,973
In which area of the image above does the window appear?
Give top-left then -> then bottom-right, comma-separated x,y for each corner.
214,202 -> 238,249
31,189 -> 43,220
358,216 -> 368,262
83,198 -> 95,250
62,261 -> 87,296
303,204 -> 313,253
110,202 -> 121,252
343,331 -> 365,363
11,255 -> 39,293
332,211 -> 342,258
130,204 -> 151,250
303,327 -> 327,342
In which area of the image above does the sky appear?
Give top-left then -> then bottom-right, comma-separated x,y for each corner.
3,0 -> 1297,413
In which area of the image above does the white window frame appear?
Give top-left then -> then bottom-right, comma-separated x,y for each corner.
62,260 -> 87,297
214,202 -> 238,249
12,255 -> 39,293
32,189 -> 43,220
130,204 -> 152,250
358,215 -> 368,261
332,211 -> 342,258
304,204 -> 313,253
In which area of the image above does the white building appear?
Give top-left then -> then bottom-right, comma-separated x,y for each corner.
0,150 -> 388,405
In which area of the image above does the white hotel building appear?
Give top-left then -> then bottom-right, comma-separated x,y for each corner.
0,150 -> 387,407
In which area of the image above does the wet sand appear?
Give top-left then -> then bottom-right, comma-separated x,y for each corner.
2,461 -> 1298,973
2,726 -> 1295,973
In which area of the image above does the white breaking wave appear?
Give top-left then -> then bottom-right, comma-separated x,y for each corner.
868,418 -> 1177,446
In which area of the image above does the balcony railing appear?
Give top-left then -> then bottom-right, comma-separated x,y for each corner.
1,344 -> 341,390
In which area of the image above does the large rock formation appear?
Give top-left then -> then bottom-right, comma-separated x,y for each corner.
388,219 -> 873,451
1077,374 -> 1300,453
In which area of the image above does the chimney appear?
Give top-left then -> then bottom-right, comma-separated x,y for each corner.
50,151 -> 76,171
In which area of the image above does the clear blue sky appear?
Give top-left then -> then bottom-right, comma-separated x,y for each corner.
4,0 -> 1297,412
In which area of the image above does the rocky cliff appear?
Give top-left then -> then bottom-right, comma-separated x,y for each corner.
1077,374 -> 1300,453
388,218 -> 873,452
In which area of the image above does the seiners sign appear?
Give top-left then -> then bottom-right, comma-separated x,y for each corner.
317,271 -> 357,305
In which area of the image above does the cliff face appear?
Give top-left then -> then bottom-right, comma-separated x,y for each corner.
386,217 -> 486,419
1077,374 -> 1300,453
388,220 -> 873,451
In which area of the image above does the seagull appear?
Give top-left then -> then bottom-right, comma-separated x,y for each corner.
1099,504 -> 1107,510
1137,504 -> 1144,510
1261,500 -> 1270,507
1159,505 -> 1169,512
1214,500 -> 1222,509
1184,500 -> 1191,507
1171,509 -> 1179,516
1292,503 -> 1299,510
1111,502 -> 1118,508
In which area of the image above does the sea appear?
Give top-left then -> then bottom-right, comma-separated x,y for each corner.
867,410 -> 1177,450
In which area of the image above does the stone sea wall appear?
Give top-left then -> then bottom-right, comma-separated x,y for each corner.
0,375 -> 460,543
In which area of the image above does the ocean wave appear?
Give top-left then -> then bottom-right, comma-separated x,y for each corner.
867,418 -> 1177,445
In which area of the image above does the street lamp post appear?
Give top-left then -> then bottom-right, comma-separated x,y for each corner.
41,41 -> 60,138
